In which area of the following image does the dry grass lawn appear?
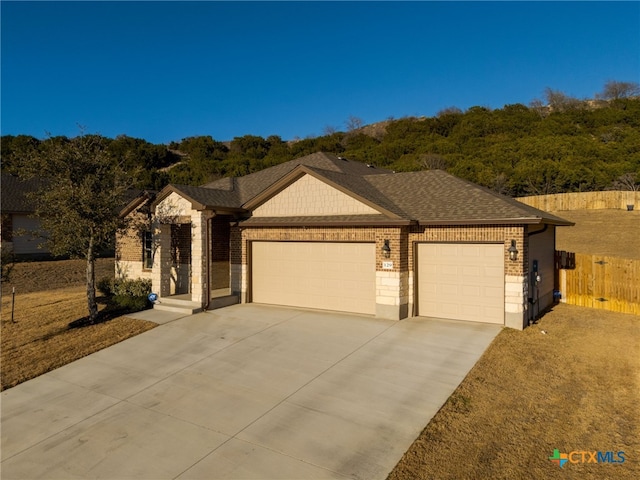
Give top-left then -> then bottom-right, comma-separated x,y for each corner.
389,208 -> 640,479
1,258 -> 156,391
552,209 -> 640,259
388,304 -> 640,479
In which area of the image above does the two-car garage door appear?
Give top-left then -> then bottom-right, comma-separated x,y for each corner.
417,243 -> 504,324
251,241 -> 505,324
251,242 -> 376,315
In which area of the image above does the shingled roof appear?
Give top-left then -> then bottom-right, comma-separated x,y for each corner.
1,174 -> 42,213
152,152 -> 391,212
150,152 -> 572,226
366,170 -> 572,225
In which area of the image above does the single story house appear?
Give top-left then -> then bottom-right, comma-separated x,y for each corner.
1,173 -> 50,257
117,152 -> 573,329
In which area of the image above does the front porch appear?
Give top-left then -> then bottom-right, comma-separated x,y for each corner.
150,191 -> 239,314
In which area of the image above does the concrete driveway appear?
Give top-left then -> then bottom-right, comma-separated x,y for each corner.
1,304 -> 501,480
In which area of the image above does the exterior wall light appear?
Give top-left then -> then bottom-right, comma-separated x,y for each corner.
382,239 -> 391,259
508,240 -> 519,261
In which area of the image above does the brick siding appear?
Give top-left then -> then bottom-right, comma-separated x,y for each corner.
115,211 -> 148,263
237,224 -> 527,277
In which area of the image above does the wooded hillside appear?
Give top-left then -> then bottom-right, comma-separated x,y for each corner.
3,85 -> 639,197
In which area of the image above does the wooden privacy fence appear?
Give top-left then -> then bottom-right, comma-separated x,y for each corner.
557,251 -> 640,315
518,191 -> 640,211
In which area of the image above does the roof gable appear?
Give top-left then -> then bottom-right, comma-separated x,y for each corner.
250,172 -> 381,217
203,152 -> 391,205
144,152 -> 571,227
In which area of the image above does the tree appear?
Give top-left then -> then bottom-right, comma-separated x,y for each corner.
611,173 -> 640,191
20,132 -> 139,323
544,88 -> 582,112
322,125 -> 338,135
345,115 -> 364,132
598,81 -> 640,100
418,153 -> 448,170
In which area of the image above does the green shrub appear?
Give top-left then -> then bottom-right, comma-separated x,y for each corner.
102,277 -> 152,312
113,295 -> 149,311
97,277 -> 114,296
112,278 -> 152,297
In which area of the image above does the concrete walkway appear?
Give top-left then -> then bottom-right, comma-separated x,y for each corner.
1,304 -> 501,480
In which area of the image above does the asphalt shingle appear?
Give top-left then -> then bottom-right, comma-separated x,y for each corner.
1,174 -> 42,213
154,152 -> 571,226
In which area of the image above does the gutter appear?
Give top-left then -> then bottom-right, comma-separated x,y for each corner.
527,224 -> 549,237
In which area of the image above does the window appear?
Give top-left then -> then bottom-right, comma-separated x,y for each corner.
143,231 -> 153,269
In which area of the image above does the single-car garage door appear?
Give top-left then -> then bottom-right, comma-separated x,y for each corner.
417,243 -> 504,324
251,241 -> 375,315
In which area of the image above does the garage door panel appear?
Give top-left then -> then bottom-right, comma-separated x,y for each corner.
252,242 -> 375,315
418,243 -> 504,324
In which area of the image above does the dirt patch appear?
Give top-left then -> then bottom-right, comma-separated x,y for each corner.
388,304 -> 640,479
0,258 -> 156,391
552,209 -> 640,259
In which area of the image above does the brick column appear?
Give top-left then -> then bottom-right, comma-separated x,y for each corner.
504,229 -> 528,330
375,227 -> 409,320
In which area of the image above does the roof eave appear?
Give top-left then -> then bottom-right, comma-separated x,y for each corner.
119,191 -> 155,218
417,217 -> 573,226
238,218 -> 415,228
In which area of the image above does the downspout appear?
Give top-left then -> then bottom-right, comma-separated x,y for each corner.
203,215 -> 211,310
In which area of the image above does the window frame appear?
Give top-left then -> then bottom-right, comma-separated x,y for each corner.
142,231 -> 153,270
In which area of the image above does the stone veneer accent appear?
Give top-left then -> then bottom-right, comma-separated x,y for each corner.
376,271 -> 409,320
505,275 -> 529,329
115,260 -> 152,281
230,264 -> 247,302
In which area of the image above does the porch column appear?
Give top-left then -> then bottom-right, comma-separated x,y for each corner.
190,211 -> 212,305
151,222 -> 171,297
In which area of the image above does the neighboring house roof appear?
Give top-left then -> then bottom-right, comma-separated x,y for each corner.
148,152 -> 573,226
3,172 -> 145,218
1,174 -> 42,213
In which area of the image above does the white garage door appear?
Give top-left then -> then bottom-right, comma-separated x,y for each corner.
417,243 -> 504,324
251,242 -> 375,315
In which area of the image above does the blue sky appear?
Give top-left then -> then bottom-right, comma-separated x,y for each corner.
2,1 -> 639,144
